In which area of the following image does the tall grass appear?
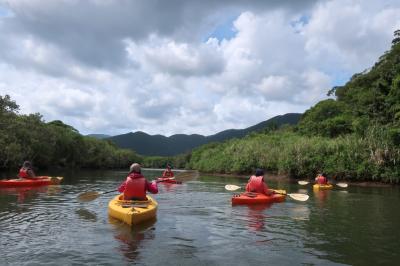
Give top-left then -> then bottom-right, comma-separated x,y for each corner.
187,129 -> 400,183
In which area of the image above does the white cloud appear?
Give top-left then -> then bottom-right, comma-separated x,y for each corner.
126,37 -> 224,77
0,0 -> 399,136
304,0 -> 400,72
256,75 -> 293,101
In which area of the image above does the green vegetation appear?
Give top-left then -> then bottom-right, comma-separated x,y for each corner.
0,95 -> 140,171
142,153 -> 191,169
108,113 -> 301,156
185,31 -> 400,183
187,128 -> 400,183
2,32 -> 399,184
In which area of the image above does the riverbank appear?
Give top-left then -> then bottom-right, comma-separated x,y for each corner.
199,171 -> 395,188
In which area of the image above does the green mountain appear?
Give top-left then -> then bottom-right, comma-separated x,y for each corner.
108,113 -> 302,156
87,134 -> 112,139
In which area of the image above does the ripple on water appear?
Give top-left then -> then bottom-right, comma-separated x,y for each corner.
1,172 -> 399,265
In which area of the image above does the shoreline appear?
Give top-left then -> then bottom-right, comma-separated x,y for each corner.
197,171 -> 396,188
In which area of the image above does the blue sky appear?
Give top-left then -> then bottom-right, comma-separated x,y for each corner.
0,0 -> 399,136
207,16 -> 238,42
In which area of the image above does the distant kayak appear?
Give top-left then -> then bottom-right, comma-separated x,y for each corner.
156,177 -> 182,184
0,176 -> 63,187
108,194 -> 158,226
313,184 -> 333,190
231,190 -> 286,205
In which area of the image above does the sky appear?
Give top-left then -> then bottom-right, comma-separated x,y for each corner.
0,0 -> 399,136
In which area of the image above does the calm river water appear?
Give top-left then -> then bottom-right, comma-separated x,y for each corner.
0,169 -> 399,265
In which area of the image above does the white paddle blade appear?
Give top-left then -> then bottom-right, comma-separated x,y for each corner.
288,193 -> 309,201
298,181 -> 309,185
225,184 -> 241,191
336,182 -> 348,188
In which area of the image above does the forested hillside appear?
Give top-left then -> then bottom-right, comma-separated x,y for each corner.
0,96 -> 140,170
186,31 -> 400,183
108,113 -> 301,156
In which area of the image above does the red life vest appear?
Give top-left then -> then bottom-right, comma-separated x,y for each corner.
316,175 -> 328,185
246,175 -> 269,194
122,173 -> 146,200
162,170 -> 174,178
18,168 -> 29,179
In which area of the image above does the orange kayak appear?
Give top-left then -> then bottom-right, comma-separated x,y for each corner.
0,176 -> 63,187
231,190 -> 286,205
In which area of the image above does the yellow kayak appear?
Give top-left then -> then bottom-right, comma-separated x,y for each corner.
313,184 -> 333,190
108,194 -> 158,226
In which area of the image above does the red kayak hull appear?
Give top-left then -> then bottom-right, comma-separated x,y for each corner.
232,192 -> 286,205
156,177 -> 182,184
0,176 -> 59,187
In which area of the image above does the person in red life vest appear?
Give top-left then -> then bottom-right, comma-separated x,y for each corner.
18,161 -> 37,179
315,173 -> 328,185
245,169 -> 273,195
118,163 -> 158,200
162,164 -> 174,178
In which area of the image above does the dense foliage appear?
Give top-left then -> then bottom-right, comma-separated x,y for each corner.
142,153 -> 191,169
187,127 -> 400,183
0,95 -> 140,171
2,32 -> 400,183
185,32 -> 400,183
108,113 -> 301,156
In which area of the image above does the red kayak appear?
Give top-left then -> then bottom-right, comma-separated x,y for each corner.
231,191 -> 286,205
0,176 -> 63,188
156,177 -> 182,184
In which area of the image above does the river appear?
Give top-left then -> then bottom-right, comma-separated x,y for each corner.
0,169 -> 399,265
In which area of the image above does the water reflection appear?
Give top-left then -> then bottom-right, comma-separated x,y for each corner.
313,189 -> 330,207
0,185 -> 61,203
288,204 -> 310,221
245,204 -> 272,231
109,217 -> 156,262
158,182 -> 179,193
75,208 -> 98,222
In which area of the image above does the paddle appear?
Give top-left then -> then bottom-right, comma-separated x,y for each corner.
49,176 -> 63,184
77,189 -> 117,202
336,182 -> 348,188
298,180 -> 309,185
298,180 -> 348,188
224,184 -> 309,201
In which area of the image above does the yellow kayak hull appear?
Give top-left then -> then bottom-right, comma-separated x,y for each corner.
108,194 -> 158,226
313,184 -> 333,190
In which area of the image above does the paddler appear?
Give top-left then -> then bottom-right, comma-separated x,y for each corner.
118,163 -> 158,200
162,164 -> 174,178
245,168 -> 273,195
315,173 -> 328,185
18,161 -> 37,179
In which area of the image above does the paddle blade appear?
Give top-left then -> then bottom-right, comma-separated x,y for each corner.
225,184 -> 241,191
50,176 -> 63,185
287,193 -> 309,201
298,181 -> 309,185
78,191 -> 101,202
336,182 -> 348,188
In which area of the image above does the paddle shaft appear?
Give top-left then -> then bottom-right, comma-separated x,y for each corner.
101,189 -> 118,195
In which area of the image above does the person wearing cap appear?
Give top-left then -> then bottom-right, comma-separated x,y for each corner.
315,173 -> 328,185
118,163 -> 158,200
245,168 -> 273,195
162,164 -> 174,178
18,161 -> 37,179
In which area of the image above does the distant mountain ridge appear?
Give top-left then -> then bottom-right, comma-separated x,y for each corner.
107,113 -> 302,156
87,134 -> 111,139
